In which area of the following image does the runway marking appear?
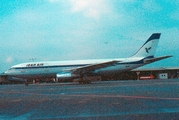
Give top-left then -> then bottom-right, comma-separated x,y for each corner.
11,99 -> 22,102
68,94 -> 179,101
3,90 -> 179,101
2,80 -> 179,102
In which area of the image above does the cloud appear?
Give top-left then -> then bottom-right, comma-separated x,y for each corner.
69,0 -> 111,20
47,0 -> 60,3
15,9 -> 40,23
6,57 -> 13,63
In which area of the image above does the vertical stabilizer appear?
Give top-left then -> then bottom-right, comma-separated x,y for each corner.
132,33 -> 161,58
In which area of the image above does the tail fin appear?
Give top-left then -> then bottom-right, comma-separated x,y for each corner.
132,33 -> 161,58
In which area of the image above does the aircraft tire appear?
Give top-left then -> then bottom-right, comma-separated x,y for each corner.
87,80 -> 91,84
79,80 -> 91,84
79,81 -> 83,84
25,82 -> 28,86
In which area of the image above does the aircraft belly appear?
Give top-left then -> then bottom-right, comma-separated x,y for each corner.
6,67 -> 64,79
94,64 -> 142,74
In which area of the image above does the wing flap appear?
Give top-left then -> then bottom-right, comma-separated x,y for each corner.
69,60 -> 120,74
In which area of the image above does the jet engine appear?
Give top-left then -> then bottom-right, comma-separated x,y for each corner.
56,73 -> 79,78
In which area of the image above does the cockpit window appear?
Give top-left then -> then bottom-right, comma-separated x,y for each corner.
8,68 -> 13,70
9,67 -> 18,70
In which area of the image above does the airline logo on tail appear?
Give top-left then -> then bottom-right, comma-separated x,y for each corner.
145,47 -> 151,53
132,34 -> 160,58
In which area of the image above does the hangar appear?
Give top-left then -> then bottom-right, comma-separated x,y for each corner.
133,67 -> 179,80
101,67 -> 179,81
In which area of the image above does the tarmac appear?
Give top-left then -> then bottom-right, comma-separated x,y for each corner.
1,79 -> 179,120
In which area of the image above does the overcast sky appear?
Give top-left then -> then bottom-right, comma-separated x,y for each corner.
0,0 -> 179,72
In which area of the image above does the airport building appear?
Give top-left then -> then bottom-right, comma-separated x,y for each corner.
102,67 -> 179,81
114,67 -> 179,80
133,67 -> 179,80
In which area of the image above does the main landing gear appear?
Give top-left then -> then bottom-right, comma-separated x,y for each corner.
25,82 -> 29,86
78,78 -> 91,84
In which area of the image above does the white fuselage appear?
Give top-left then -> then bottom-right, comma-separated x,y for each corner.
4,57 -> 145,79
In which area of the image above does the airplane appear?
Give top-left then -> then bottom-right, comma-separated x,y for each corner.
0,33 -> 172,85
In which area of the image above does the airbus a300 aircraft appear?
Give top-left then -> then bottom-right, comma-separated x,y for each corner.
0,33 -> 172,84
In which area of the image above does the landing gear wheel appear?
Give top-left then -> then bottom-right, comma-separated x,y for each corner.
25,82 -> 28,86
79,81 -> 83,84
78,79 -> 91,84
87,80 -> 91,84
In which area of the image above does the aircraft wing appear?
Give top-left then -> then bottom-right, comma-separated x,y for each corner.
144,55 -> 172,64
68,60 -> 120,74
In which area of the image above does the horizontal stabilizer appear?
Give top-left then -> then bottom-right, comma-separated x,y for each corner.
144,55 -> 172,64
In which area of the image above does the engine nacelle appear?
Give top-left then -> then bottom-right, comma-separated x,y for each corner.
56,73 -> 79,78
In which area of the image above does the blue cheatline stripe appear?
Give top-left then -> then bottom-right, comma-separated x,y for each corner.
144,33 -> 161,45
13,64 -> 89,70
148,33 -> 161,41
12,56 -> 154,70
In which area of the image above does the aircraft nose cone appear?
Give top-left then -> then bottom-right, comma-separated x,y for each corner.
0,72 -> 7,76
4,70 -> 9,74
